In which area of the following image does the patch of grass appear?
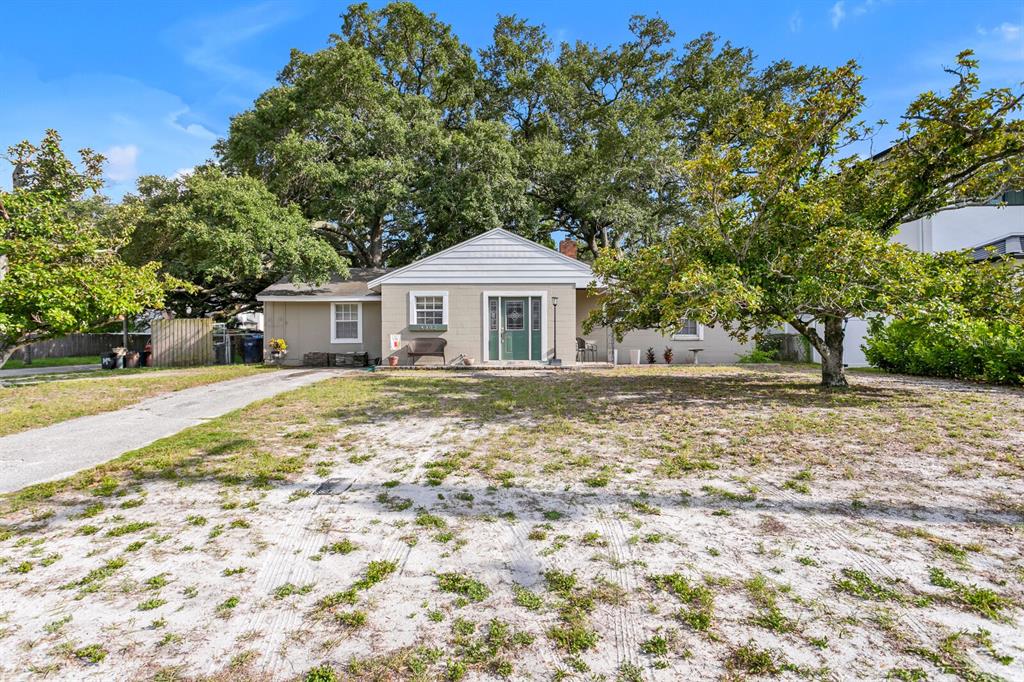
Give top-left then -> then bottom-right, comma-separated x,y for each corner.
62,557 -> 126,590
73,644 -> 108,664
185,515 -> 207,526
137,598 -> 167,611
336,610 -> 368,628
726,640 -> 786,676
288,489 -> 312,503
640,635 -> 669,656
274,582 -> 314,600
315,589 -> 358,612
513,585 -> 543,611
0,364 -> 271,439
655,454 -> 719,476
437,573 -> 490,603
354,560 -> 398,590
649,573 -> 715,632
928,567 -> 1014,621
106,521 -> 156,537
42,615 -> 72,634
547,623 -> 599,654
321,539 -> 359,555
700,485 -> 755,503
745,574 -> 795,633
216,596 -> 240,617
415,512 -> 447,529
222,566 -> 246,577
833,568 -> 906,602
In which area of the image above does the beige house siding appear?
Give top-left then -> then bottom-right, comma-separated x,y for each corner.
575,290 -> 751,364
263,300 -> 382,366
380,283 -> 578,365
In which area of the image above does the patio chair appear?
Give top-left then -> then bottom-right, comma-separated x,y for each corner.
576,337 -> 597,362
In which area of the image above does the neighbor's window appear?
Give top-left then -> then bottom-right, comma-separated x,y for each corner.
672,319 -> 702,341
332,303 -> 361,343
409,291 -> 448,326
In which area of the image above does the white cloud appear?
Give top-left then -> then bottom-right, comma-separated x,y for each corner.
167,109 -> 218,141
789,11 -> 803,33
103,144 -> 139,182
830,2 -> 846,29
166,3 -> 295,90
172,167 -> 195,181
994,22 -> 1021,42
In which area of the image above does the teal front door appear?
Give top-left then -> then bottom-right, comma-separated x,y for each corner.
501,298 -> 529,360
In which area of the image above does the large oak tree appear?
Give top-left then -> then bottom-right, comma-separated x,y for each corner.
592,52 -> 1024,387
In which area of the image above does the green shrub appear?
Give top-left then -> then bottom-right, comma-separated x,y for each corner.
865,317 -> 1024,385
737,348 -> 777,363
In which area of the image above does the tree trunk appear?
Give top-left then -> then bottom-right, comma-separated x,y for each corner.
788,316 -> 849,388
0,344 -> 17,370
820,317 -> 848,388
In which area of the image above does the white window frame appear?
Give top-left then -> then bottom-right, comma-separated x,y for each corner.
331,302 -> 363,343
408,291 -> 449,326
671,320 -> 704,341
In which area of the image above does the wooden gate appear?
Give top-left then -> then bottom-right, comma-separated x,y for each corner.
150,319 -> 214,367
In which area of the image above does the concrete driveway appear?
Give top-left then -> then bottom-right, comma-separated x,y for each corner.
0,368 -> 348,494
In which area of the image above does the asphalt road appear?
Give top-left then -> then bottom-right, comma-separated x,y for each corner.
0,368 -> 347,494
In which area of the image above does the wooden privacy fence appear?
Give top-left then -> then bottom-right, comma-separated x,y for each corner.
151,319 -> 214,367
12,333 -> 149,361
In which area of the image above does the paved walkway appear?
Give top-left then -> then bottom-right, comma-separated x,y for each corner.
0,363 -> 99,379
0,368 -> 348,494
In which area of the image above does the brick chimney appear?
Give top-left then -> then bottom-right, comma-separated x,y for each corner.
558,239 -> 578,259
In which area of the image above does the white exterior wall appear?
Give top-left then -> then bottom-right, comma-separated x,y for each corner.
842,205 -> 1024,367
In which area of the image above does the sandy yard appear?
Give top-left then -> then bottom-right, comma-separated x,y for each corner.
0,366 -> 1022,681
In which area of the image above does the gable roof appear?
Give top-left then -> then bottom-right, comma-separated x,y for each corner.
367,228 -> 597,288
256,268 -> 387,301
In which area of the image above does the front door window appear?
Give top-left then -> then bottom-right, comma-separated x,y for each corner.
501,298 -> 529,359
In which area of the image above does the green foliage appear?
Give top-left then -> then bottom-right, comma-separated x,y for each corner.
219,3 -> 537,268
866,316 -> 1024,385
592,51 -> 1024,387
120,166 -> 344,318
0,130 -> 170,364
437,572 -> 490,602
737,348 -> 777,364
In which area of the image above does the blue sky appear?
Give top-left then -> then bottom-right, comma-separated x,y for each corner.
3,0 -> 1022,198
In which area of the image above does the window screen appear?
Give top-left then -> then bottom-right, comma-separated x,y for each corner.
334,304 -> 359,340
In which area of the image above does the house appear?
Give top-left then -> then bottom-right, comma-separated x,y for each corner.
256,228 -> 751,366
840,189 -> 1024,367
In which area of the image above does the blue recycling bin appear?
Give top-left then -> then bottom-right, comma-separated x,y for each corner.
242,334 -> 264,364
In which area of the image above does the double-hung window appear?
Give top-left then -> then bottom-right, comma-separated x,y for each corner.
671,319 -> 703,341
409,291 -> 449,328
331,302 -> 362,343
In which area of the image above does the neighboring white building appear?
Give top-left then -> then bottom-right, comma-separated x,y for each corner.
842,190 -> 1024,367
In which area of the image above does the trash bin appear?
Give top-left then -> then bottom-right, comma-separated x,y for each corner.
101,352 -> 118,370
124,351 -> 140,368
629,349 -> 641,365
242,334 -> 263,364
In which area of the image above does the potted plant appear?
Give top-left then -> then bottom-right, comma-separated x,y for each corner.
663,346 -> 674,364
388,355 -> 399,367
463,356 -> 475,366
268,338 -> 288,366
645,347 -> 657,364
